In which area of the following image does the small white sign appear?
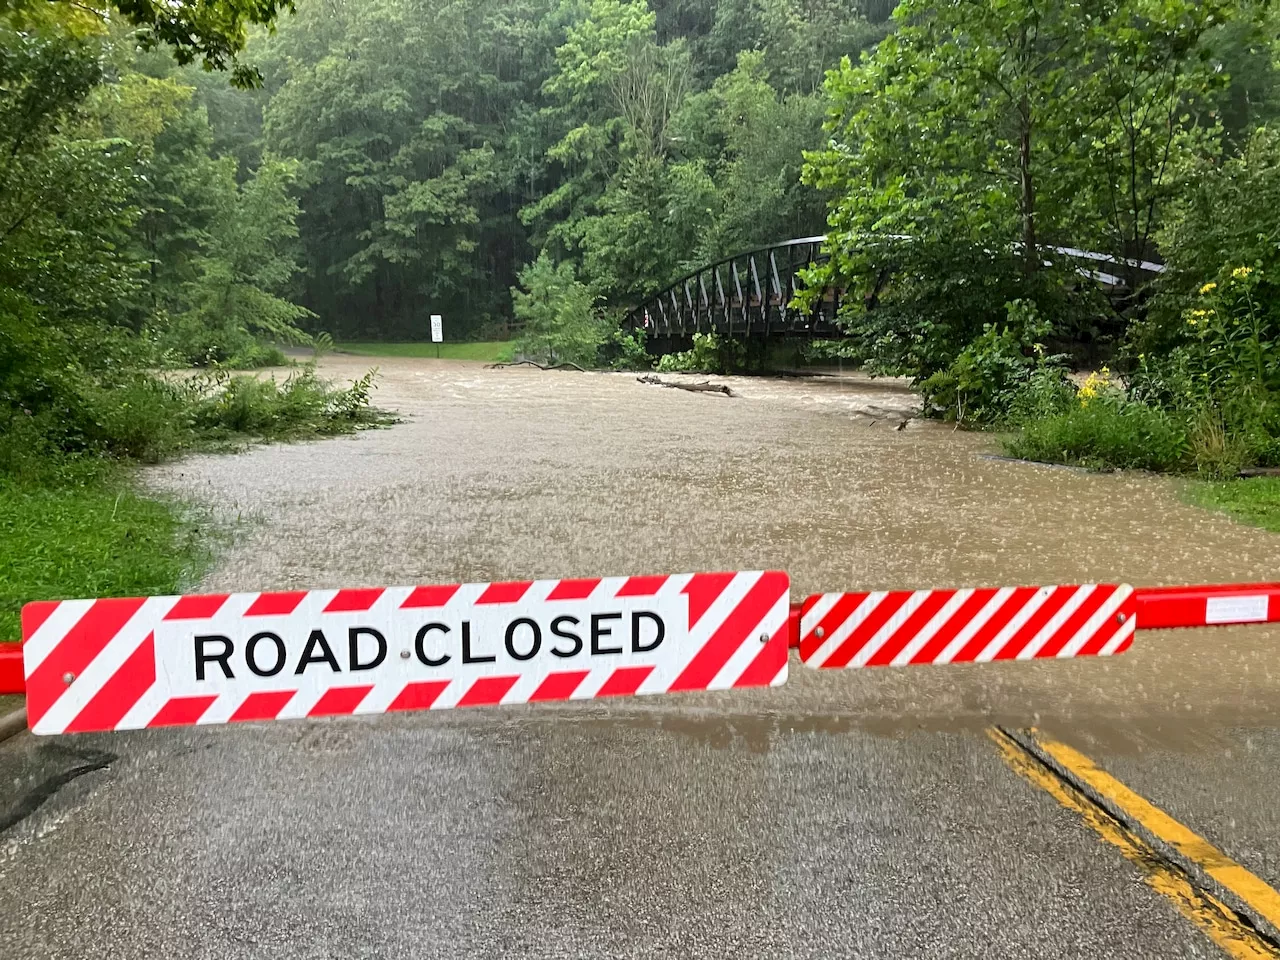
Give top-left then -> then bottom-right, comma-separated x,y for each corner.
1205,594 -> 1269,624
430,314 -> 443,343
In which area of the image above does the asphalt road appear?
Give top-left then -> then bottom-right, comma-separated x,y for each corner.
3,359 -> 1280,959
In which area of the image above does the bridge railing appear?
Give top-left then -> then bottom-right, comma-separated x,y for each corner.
623,237 -> 841,341
624,235 -> 1165,342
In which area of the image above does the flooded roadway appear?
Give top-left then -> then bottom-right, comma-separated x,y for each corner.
4,356 -> 1280,958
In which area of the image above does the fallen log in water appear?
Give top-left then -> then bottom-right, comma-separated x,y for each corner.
636,374 -> 734,397
487,359 -> 587,372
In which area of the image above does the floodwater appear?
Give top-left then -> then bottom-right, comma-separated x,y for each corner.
146,356 -> 1280,749
6,355 -> 1280,959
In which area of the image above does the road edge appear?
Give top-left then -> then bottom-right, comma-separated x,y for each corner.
0,707 -> 28,744
1002,726 -> 1280,948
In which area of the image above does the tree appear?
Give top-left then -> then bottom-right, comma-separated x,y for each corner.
6,0 -> 296,86
803,0 -> 1238,378
523,0 -> 683,259
258,0 -> 563,339
160,157 -> 313,364
511,252 -> 607,365
705,0 -> 885,95
670,51 -> 827,267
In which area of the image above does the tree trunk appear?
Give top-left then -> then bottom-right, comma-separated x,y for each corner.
1019,94 -> 1037,275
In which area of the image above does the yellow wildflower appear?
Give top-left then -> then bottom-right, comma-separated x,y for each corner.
1232,266 -> 1253,279
1199,282 -> 1217,294
1077,369 -> 1112,407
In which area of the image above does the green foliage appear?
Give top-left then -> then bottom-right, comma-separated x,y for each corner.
1138,129 -> 1280,377
703,0 -> 886,95
669,51 -> 829,269
803,0 -> 1237,382
656,333 -> 744,373
918,300 -> 1072,425
1003,401 -> 1190,473
258,0 -> 563,339
0,18 -> 323,484
156,156 -> 314,365
800,340 -> 863,363
606,330 -> 652,370
186,364 -> 385,441
0,476 -> 210,638
512,253 -> 610,366
1115,131 -> 1280,474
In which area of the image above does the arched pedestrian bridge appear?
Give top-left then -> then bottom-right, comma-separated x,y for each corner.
623,237 -> 839,344
623,235 -> 1164,346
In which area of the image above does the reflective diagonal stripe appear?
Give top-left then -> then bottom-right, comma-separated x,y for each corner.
798,584 -> 1135,669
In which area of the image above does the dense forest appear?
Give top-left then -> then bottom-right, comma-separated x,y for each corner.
6,0 -> 1280,482
235,0 -> 894,341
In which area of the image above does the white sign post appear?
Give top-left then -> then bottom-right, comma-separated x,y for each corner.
430,314 -> 443,358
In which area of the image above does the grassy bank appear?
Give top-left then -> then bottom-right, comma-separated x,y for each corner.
0,363 -> 389,644
1184,477 -> 1280,534
0,478 -> 209,640
338,341 -> 515,362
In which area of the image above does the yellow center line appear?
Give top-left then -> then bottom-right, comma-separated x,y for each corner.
988,728 -> 1280,960
1032,731 -> 1280,932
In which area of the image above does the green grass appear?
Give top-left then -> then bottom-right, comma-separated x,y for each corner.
337,341 -> 515,362
1184,477 -> 1280,533
0,478 -> 210,640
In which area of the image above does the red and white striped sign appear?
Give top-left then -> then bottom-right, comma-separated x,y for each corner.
798,583 -> 1135,669
23,571 -> 790,735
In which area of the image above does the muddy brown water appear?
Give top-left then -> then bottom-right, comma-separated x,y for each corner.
144,356 -> 1280,753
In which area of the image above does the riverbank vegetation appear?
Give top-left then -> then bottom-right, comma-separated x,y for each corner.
0,2 -> 385,626
806,0 -> 1280,485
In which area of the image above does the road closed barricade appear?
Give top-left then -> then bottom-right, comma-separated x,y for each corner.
18,571 -> 790,735
2,574 -> 1280,736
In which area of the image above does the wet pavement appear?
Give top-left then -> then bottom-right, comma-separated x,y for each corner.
3,356 -> 1280,958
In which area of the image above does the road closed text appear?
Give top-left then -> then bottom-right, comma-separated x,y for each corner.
188,611 -> 666,681
152,596 -> 688,695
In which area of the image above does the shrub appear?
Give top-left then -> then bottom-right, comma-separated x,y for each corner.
801,339 -> 864,363
0,359 -> 385,484
606,330 -> 652,370
805,237 -> 1097,382
656,334 -> 745,374
1121,129 -> 1280,472
188,364 -> 384,440
155,313 -> 290,369
1145,128 -> 1280,358
1005,364 -> 1077,424
919,299 -> 1071,425
1004,401 -> 1189,472
512,254 -> 609,367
